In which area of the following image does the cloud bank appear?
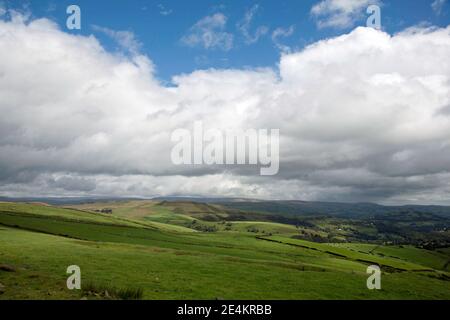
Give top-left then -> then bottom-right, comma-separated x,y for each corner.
1,13 -> 450,204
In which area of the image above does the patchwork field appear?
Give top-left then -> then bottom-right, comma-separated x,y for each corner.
0,201 -> 449,300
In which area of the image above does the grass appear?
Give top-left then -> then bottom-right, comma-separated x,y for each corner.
82,281 -> 143,300
227,221 -> 298,235
265,235 -> 436,271
332,243 -> 450,271
0,202 -> 449,300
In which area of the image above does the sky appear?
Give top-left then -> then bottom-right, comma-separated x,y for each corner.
6,0 -> 450,81
1,0 -> 450,204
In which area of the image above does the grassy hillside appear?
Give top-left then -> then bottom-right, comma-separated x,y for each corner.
0,201 -> 449,300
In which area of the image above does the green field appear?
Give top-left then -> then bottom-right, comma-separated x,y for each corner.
0,201 -> 449,300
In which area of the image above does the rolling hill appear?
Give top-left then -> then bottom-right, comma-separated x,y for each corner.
0,200 -> 449,300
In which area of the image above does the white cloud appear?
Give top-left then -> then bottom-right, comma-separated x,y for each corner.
311,0 -> 380,29
46,3 -> 57,13
181,13 -> 233,51
236,4 -> 269,44
432,0 -> 447,15
92,25 -> 142,55
271,26 -> 295,52
157,4 -> 172,16
1,14 -> 450,203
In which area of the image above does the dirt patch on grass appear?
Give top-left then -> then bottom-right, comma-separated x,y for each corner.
0,264 -> 16,272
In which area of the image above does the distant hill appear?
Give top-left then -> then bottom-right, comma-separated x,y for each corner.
153,197 -> 450,218
2,195 -> 450,218
0,196 -> 149,205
